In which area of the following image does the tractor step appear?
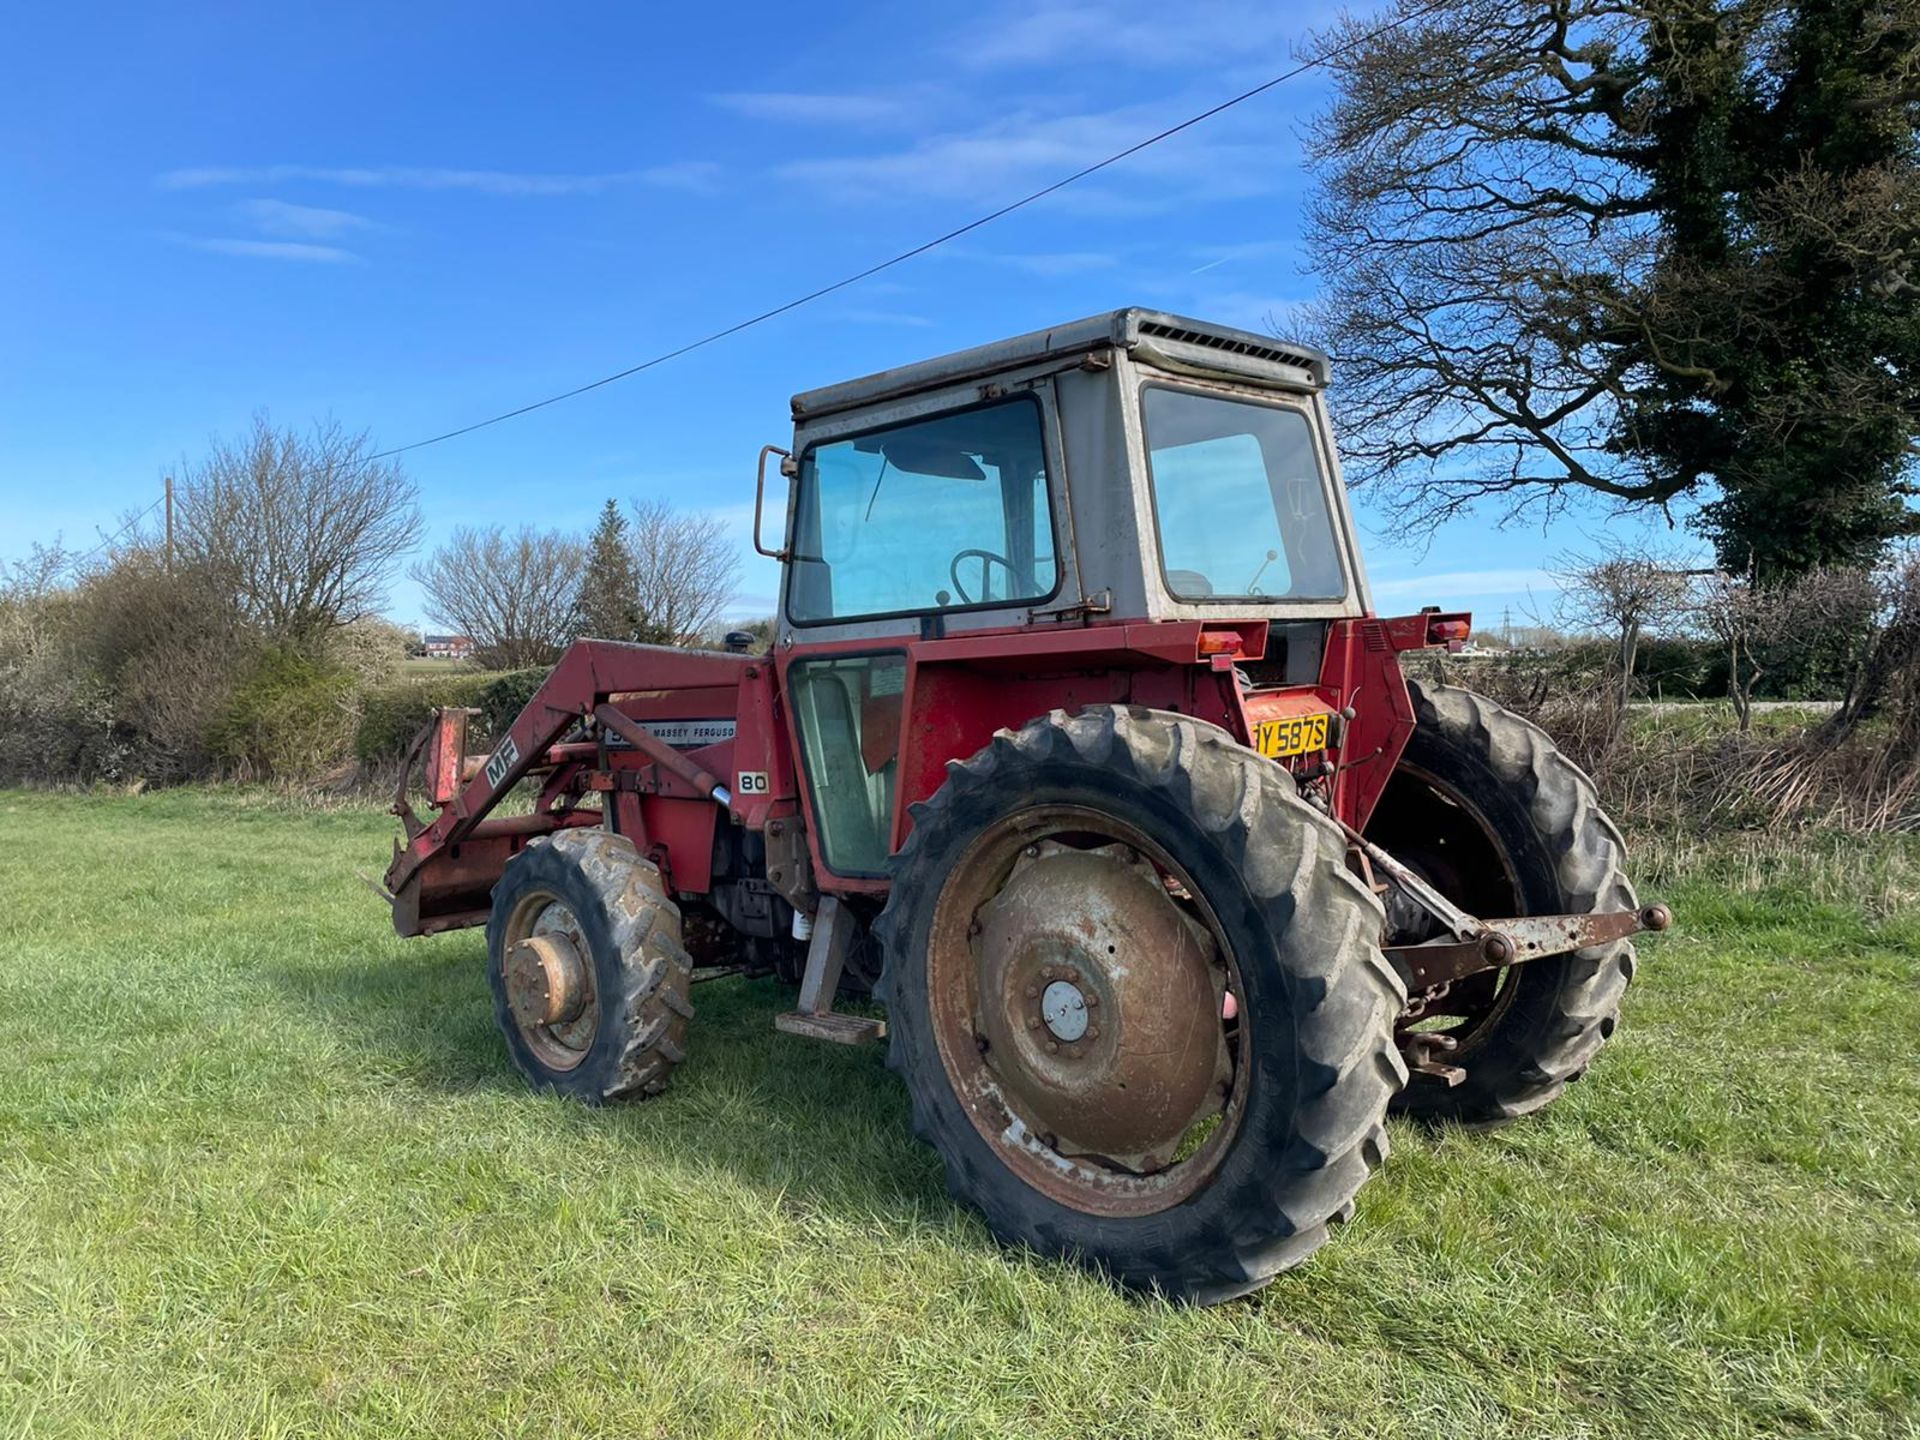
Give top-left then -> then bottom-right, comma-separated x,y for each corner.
774,897 -> 886,1045
774,1011 -> 887,1046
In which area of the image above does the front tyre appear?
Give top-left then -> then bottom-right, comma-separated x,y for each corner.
485,829 -> 694,1103
1367,681 -> 1638,1125
876,707 -> 1405,1304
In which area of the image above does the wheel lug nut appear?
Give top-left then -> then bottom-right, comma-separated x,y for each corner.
1084,994 -> 1099,1008
1025,984 -> 1039,998
1027,1018 -> 1040,1030
1063,967 -> 1079,982
1085,1026 -> 1099,1040
1024,844 -> 1040,858
1046,1041 -> 1059,1054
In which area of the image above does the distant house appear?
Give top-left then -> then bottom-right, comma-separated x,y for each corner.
422,634 -> 474,661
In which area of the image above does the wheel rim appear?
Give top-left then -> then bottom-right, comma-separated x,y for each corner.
1372,761 -> 1525,1059
501,889 -> 600,1072
926,805 -> 1246,1217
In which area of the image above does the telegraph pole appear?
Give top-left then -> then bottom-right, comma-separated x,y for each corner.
164,475 -> 174,573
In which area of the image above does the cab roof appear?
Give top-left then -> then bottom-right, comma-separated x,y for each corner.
790,307 -> 1331,421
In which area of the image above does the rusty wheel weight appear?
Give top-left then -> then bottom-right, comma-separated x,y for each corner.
928,811 -> 1243,1214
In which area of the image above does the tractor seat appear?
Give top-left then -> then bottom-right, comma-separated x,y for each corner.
1167,569 -> 1214,597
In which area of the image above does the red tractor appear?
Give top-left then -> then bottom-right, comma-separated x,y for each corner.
382,309 -> 1667,1303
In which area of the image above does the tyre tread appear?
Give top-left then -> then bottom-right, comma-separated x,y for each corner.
1400,680 -> 1637,1123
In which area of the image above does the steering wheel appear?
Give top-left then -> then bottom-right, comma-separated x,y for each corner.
949,548 -> 1016,605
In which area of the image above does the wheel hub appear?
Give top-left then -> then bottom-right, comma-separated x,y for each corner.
971,841 -> 1228,1170
1040,980 -> 1089,1041
504,931 -> 589,1029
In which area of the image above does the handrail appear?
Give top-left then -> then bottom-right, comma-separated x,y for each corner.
753,445 -> 793,559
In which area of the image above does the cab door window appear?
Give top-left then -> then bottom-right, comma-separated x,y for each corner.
787,653 -> 906,875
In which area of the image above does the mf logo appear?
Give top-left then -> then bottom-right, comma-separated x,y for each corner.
484,736 -> 521,791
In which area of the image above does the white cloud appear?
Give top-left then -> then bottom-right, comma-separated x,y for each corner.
941,248 -> 1120,277
710,91 -> 906,126
157,163 -> 720,197
181,237 -> 359,263
639,160 -> 725,195
723,592 -> 780,620
953,0 -> 1318,70
238,198 -> 383,239
776,105 -> 1285,211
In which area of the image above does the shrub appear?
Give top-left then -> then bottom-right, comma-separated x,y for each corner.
1636,636 -> 1714,699
352,666 -> 551,768
353,672 -> 499,764
324,618 -> 415,690
0,596 -> 126,783
59,553 -> 260,781
210,646 -> 357,780
476,668 -> 549,737
0,550 -> 261,784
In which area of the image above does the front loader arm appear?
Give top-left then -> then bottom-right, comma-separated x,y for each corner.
382,640 -> 760,935
386,642 -> 609,899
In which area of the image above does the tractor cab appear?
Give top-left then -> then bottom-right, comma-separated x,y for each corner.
764,309 -> 1370,643
757,310 -> 1392,884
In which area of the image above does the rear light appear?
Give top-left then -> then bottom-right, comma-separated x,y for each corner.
1426,618 -> 1472,646
1197,631 -> 1245,658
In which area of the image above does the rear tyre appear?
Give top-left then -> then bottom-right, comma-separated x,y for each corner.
485,828 -> 694,1103
876,706 -> 1405,1304
1368,681 -> 1637,1125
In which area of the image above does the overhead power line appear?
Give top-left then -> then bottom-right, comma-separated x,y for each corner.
55,496 -> 165,578
366,0 -> 1449,462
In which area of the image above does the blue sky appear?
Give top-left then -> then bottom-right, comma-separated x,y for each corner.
0,1 -> 1692,630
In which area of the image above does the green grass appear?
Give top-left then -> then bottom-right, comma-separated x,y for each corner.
1,790 -> 1916,1439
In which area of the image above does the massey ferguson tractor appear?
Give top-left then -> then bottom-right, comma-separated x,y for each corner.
380,309 -> 1668,1303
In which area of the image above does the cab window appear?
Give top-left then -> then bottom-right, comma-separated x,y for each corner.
787,396 -> 1056,623
1142,386 -> 1346,602
788,653 -> 905,875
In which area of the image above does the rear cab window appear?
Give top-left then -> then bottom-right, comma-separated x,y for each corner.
1141,386 -> 1347,603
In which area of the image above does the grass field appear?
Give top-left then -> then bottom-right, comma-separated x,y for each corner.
1,790 -> 1916,1438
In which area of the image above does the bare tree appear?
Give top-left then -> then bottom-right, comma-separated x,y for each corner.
1690,572 -> 1774,732
176,413 -> 422,643
2,543 -> 74,602
1300,0 -> 1920,574
1823,552 -> 1920,744
1695,566 -> 1881,731
411,526 -> 585,670
628,500 -> 740,646
1556,544 -> 1697,711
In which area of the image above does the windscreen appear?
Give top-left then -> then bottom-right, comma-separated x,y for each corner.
1142,387 -> 1346,602
786,396 -> 1056,623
